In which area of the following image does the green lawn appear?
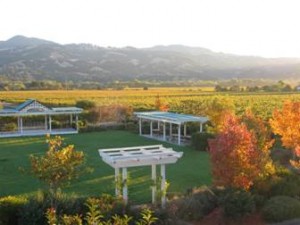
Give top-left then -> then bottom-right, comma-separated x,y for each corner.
0,131 -> 211,203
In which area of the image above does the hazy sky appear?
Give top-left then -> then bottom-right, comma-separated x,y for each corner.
1,0 -> 300,57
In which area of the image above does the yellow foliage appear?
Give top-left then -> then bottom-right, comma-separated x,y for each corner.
270,101 -> 300,169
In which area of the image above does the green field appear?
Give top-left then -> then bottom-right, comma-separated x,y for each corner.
0,131 -> 211,203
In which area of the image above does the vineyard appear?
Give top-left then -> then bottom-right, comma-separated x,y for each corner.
1,88 -> 300,119
1,89 -> 300,225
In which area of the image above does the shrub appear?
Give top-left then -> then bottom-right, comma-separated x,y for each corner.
252,194 -> 266,209
46,201 -> 157,225
51,120 -> 62,129
3,122 -> 17,132
124,121 -> 138,133
75,100 -> 96,110
19,191 -> 50,225
262,196 -> 300,222
191,132 -> 215,151
252,167 -> 300,198
85,194 -> 127,220
85,104 -> 133,124
19,191 -> 86,225
269,173 -> 300,198
0,196 -> 27,225
218,188 -> 255,219
168,187 -> 218,221
79,124 -> 125,133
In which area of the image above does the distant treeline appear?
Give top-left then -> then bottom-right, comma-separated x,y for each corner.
0,77 -> 299,91
0,79 -> 215,90
215,81 -> 299,92
0,79 -> 216,90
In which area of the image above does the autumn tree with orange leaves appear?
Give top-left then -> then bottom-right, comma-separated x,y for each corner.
241,110 -> 275,176
154,95 -> 169,112
209,112 -> 274,190
270,101 -> 300,169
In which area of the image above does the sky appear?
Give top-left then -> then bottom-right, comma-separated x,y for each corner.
1,0 -> 300,58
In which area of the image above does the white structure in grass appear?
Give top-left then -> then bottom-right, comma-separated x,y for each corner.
99,144 -> 183,207
134,111 -> 209,145
0,99 -> 82,137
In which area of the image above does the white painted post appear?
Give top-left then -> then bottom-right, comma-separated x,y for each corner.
161,164 -> 166,208
178,124 -> 181,145
200,122 -> 203,133
115,168 -> 120,197
20,117 -> 23,134
139,118 -> 142,135
75,114 -> 78,132
45,115 -> 47,131
49,115 -> 52,133
163,122 -> 166,140
122,168 -> 128,205
150,121 -> 153,137
151,164 -> 157,204
184,123 -> 187,136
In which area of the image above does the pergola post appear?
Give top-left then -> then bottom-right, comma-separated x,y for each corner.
122,168 -> 128,204
49,115 -> 52,133
184,123 -> 187,136
178,124 -> 181,145
200,122 -> 203,132
44,115 -> 47,131
161,164 -> 166,208
139,118 -> 142,135
70,114 -> 73,125
75,114 -> 79,131
115,168 -> 120,197
150,121 -> 153,137
163,122 -> 166,141
20,117 -> 23,134
151,164 -> 157,204
17,117 -> 20,133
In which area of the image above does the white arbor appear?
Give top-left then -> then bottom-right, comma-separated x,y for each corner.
99,145 -> 183,208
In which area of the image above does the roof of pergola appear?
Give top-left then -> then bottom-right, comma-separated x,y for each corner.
134,111 -> 208,124
99,145 -> 183,168
0,99 -> 82,117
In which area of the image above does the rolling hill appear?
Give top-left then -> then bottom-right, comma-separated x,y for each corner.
0,35 -> 300,83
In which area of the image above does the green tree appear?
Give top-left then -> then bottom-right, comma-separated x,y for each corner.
204,97 -> 235,133
29,135 -> 87,206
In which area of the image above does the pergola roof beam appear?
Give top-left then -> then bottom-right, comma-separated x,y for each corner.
134,111 -> 208,124
99,145 -> 183,168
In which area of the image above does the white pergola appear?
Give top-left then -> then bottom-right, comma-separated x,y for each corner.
0,99 -> 82,137
134,111 -> 209,145
98,145 -> 183,207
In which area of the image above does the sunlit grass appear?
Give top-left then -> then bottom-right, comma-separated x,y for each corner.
0,131 -> 211,203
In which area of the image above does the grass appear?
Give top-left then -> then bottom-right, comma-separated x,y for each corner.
0,131 -> 211,204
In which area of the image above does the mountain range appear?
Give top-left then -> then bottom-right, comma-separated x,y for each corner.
1,35 -> 300,83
